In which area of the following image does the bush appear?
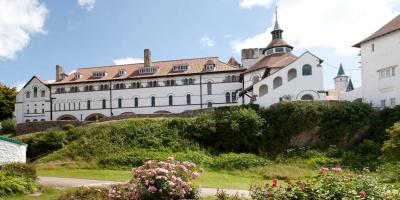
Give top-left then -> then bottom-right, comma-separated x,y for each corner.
1,119 -> 16,133
382,122 -> 400,161
341,140 -> 381,171
23,129 -> 67,160
250,168 -> 400,199
215,189 -> 248,200
58,187 -> 108,200
208,153 -> 267,170
0,163 -> 37,180
0,171 -> 35,196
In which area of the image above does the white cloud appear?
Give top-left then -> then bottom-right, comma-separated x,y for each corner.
0,0 -> 47,59
240,0 -> 273,8
78,0 -> 96,11
113,57 -> 144,65
234,0 -> 400,55
13,81 -> 26,91
200,37 -> 215,47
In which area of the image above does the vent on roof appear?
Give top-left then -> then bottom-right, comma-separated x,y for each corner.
139,66 -> 158,75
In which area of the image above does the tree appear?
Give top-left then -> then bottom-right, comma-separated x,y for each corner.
0,83 -> 17,120
382,122 -> 400,161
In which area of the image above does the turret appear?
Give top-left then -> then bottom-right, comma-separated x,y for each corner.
334,63 -> 349,92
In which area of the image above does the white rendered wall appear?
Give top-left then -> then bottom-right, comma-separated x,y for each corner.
340,87 -> 363,102
0,140 -> 27,164
360,31 -> 400,107
252,52 -> 325,107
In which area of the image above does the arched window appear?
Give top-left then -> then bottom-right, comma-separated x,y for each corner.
25,119 -> 30,123
252,75 -> 260,84
87,100 -> 91,110
207,102 -> 213,108
288,69 -> 297,81
42,108 -> 45,113
134,97 -> 139,108
232,92 -> 237,102
186,94 -> 191,105
169,95 -> 173,106
34,109 -> 37,114
33,119 -> 38,122
26,91 -> 30,98
302,65 -> 312,76
102,99 -> 106,109
273,77 -> 283,89
301,94 -> 314,101
226,92 -> 231,103
151,96 -> 156,107
41,90 -> 45,97
27,109 -> 30,114
259,85 -> 268,97
40,119 -> 45,122
33,87 -> 38,97
232,75 -> 237,82
207,82 -> 212,95
118,98 -> 122,108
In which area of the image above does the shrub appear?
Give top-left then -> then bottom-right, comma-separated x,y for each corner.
250,168 -> 400,200
174,151 -> 212,165
341,140 -> 381,171
107,158 -> 201,200
23,129 -> 67,160
58,187 -> 108,200
208,153 -> 267,170
1,119 -> 16,133
307,156 -> 340,168
215,189 -> 249,200
382,122 -> 400,161
0,171 -> 35,196
0,163 -> 37,180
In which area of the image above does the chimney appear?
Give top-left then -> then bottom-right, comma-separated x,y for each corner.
56,65 -> 64,81
144,49 -> 152,67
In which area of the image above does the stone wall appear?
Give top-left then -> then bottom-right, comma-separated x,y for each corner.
16,108 -> 214,135
0,140 -> 27,164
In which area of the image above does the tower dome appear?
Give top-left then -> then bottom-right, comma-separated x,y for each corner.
264,8 -> 293,55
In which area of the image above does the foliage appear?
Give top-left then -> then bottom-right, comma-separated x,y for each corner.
207,153 -> 267,170
108,158 -> 200,200
0,171 -> 36,196
249,168 -> 400,200
306,156 -> 340,169
58,187 -> 108,200
376,162 -> 400,183
215,189 -> 248,200
22,129 -> 67,160
0,83 -> 17,121
1,119 -> 16,133
341,140 -> 382,171
0,163 -> 37,180
382,122 -> 400,160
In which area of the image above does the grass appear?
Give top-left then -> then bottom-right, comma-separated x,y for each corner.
37,168 -> 131,182
2,187 -> 63,200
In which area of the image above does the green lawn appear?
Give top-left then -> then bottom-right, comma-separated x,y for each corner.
38,168 -> 131,182
3,187 -> 63,200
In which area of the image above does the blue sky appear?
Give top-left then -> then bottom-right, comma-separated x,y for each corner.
1,0 -> 399,90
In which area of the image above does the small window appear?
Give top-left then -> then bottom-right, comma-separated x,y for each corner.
42,108 -> 45,113
33,87 -> 38,98
225,92 -> 231,103
273,77 -> 283,89
118,98 -> 122,108
232,92 -> 237,102
117,70 -> 126,76
390,97 -> 396,107
207,102 -> 213,108
252,76 -> 260,84
232,76 -> 237,82
102,99 -> 106,109
288,69 -> 297,81
186,94 -> 191,105
207,82 -> 212,95
134,97 -> 139,108
26,91 -> 30,98
381,99 -> 386,107
27,109 -> 30,114
26,119 -> 30,123
169,95 -> 173,106
372,43 -> 375,52
302,65 -> 312,76
173,65 -> 189,72
151,96 -> 156,107
92,71 -> 106,78
34,109 -> 37,114
259,85 -> 268,97
87,100 -> 91,110
205,64 -> 215,71
301,94 -> 314,101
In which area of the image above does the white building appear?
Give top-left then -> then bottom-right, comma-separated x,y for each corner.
239,15 -> 327,106
354,15 -> 400,108
0,137 -> 27,164
326,64 -> 360,102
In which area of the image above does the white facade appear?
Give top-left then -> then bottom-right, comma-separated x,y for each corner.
0,138 -> 27,164
358,30 -> 400,108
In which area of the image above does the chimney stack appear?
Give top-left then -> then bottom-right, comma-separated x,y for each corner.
144,49 -> 152,67
56,65 -> 64,81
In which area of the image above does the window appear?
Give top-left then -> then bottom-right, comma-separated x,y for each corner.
92,71 -> 106,78
207,102 -> 213,108
232,75 -> 237,82
85,85 -> 94,91
165,80 -> 176,86
225,76 -> 232,82
27,109 -> 30,114
275,47 -> 284,53
26,91 -> 30,98
117,70 -> 126,76
207,82 -> 212,95
252,76 -> 260,84
232,92 -> 237,102
118,98 -> 122,108
259,85 -> 268,97
33,87 -> 38,98
134,97 -> 139,108
75,73 -> 81,80
288,69 -> 297,81
34,109 -> 37,114
183,78 -> 195,85
205,64 -> 215,71
186,94 -> 191,105
132,82 -> 141,88
273,77 -> 283,89
87,100 -> 91,110
372,43 -> 375,52
139,67 -> 158,74
381,99 -> 386,107
42,108 -> 45,113
390,97 -> 396,107
302,65 -> 312,76
26,119 -> 30,123
151,96 -> 156,107
102,99 -> 106,109
378,66 -> 396,79
225,92 -> 231,103
169,95 -> 173,106
301,94 -> 314,101
148,81 -> 158,87
173,65 -> 189,72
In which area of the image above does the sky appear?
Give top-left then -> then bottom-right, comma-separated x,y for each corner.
0,0 -> 400,90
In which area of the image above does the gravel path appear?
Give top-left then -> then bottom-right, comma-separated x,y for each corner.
38,176 -> 250,197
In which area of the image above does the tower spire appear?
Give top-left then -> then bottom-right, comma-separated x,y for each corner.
271,4 -> 283,39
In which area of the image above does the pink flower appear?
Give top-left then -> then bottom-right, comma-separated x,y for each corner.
147,186 -> 157,193
319,167 -> 329,173
272,178 -> 278,187
346,173 -> 354,178
332,167 -> 342,173
358,191 -> 367,197
191,172 -> 199,179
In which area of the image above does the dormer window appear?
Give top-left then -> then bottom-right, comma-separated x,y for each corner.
92,71 -> 106,78
75,73 -> 81,80
205,64 -> 215,71
139,67 -> 158,75
117,70 -> 126,76
173,65 -> 189,72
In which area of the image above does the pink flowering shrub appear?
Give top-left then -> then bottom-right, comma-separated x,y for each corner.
249,167 -> 400,200
108,157 -> 201,200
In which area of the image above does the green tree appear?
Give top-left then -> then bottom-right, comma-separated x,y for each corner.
382,122 -> 400,161
0,83 -> 17,120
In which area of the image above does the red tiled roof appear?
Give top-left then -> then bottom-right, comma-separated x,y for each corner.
50,57 -> 243,85
354,15 -> 400,48
244,53 -> 298,73
227,57 -> 240,67
266,39 -> 293,49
